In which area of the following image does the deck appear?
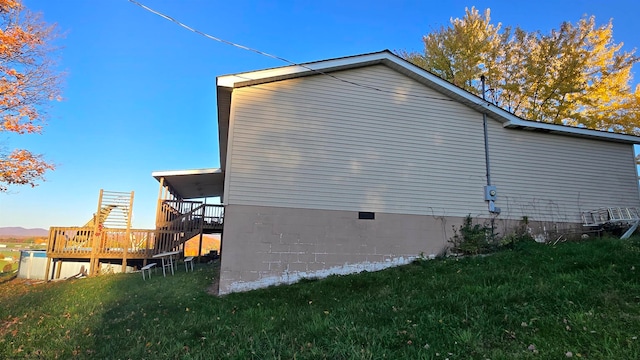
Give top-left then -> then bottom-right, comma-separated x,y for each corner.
46,203 -> 224,279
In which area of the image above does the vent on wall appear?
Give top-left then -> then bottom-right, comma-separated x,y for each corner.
358,212 -> 375,220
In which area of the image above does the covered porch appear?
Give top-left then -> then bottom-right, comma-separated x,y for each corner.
152,168 -> 225,257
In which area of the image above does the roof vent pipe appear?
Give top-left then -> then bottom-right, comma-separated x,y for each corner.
481,75 -> 500,215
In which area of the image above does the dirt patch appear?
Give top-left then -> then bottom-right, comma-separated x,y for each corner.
206,275 -> 220,296
206,259 -> 221,296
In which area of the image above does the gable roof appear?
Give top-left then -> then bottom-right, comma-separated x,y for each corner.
217,50 -> 640,145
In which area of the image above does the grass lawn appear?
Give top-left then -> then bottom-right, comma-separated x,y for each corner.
1,237 -> 640,359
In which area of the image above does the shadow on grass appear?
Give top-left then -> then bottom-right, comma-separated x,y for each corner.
0,260 -> 222,358
85,260 -> 223,358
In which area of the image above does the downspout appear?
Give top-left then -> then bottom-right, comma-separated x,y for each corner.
481,75 -> 500,215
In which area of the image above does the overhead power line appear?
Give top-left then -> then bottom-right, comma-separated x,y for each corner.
127,0 -> 455,102
128,0 -> 295,65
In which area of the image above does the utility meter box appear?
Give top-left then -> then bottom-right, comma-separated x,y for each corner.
484,185 -> 497,201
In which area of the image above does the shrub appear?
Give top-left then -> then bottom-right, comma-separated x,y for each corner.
449,215 -> 496,255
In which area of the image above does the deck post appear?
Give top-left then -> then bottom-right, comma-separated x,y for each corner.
45,228 -> 53,280
89,189 -> 104,276
122,191 -> 134,273
44,257 -> 52,281
197,200 -> 205,260
155,177 -> 165,230
54,260 -> 62,279
197,232 -> 203,261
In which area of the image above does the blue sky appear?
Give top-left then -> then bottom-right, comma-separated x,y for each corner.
1,0 -> 639,230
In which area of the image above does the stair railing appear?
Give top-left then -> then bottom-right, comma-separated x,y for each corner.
154,202 -> 206,253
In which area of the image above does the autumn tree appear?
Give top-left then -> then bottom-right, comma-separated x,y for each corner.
399,7 -> 640,135
0,0 -> 61,192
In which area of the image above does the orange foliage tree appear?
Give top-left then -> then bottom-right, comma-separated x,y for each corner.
0,0 -> 62,192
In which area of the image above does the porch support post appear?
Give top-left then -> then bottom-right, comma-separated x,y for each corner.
155,177 -> 165,229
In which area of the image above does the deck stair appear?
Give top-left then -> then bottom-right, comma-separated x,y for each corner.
155,200 -> 224,252
156,202 -> 205,253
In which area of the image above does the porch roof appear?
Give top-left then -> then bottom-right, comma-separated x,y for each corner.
152,168 -> 224,199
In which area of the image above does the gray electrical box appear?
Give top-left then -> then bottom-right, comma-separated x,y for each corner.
489,200 -> 501,214
484,185 -> 497,201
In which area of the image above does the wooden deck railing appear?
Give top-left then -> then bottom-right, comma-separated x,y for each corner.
47,227 -> 158,258
48,203 -> 223,259
202,204 -> 224,230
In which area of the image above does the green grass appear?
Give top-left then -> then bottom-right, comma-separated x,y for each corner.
1,237 -> 640,359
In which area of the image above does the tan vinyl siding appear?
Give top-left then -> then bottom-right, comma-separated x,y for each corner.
225,65 -> 489,217
488,120 -> 640,222
225,63 -> 640,222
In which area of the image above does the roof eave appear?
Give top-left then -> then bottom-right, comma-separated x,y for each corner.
152,168 -> 225,199
217,51 -> 392,89
151,168 -> 223,180
503,120 -> 640,144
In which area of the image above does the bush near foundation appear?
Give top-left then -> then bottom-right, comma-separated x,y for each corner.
449,215 -> 497,255
450,215 -> 542,255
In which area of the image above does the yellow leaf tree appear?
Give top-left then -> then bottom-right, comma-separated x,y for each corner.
399,7 -> 640,134
0,0 -> 61,191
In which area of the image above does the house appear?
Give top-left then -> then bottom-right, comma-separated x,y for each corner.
155,50 -> 640,295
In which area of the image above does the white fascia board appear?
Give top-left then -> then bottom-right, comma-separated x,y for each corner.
217,52 -> 391,88
152,168 -> 222,179
503,120 -> 640,144
216,64 -> 315,88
